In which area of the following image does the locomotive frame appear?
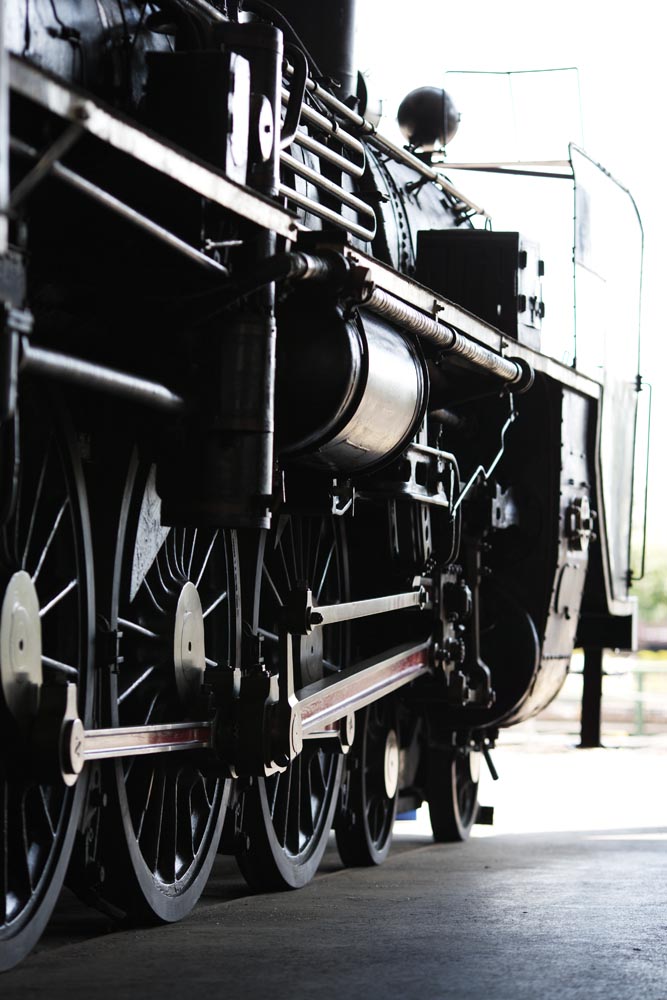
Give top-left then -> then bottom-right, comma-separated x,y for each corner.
0,0 -> 642,970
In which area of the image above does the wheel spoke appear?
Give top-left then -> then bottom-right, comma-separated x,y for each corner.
154,551 -> 173,599
266,773 -> 280,819
310,520 -> 324,593
143,690 -> 160,726
141,576 -> 166,614
5,790 -> 32,918
37,786 -> 56,839
202,589 -> 227,620
274,770 -> 291,850
42,655 -> 78,679
162,531 -> 181,586
186,528 -> 198,580
171,530 -> 184,581
310,752 -> 326,800
188,774 -> 210,855
262,564 -> 284,608
118,617 -> 160,640
195,530 -> 219,589
276,535 -> 293,592
179,529 -> 187,579
20,436 -> 51,570
128,763 -> 154,833
287,756 -> 302,855
118,665 -> 157,705
300,759 -> 315,840
288,517 -> 301,583
18,787 -> 34,892
314,541 -> 335,603
31,497 -> 69,582
39,577 -> 77,618
138,768 -> 166,873
157,773 -> 177,883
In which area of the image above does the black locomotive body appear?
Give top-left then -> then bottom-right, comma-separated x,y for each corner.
0,0 -> 641,969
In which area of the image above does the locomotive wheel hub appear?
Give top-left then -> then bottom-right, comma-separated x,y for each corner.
0,571 -> 43,723
173,582 -> 206,707
469,750 -> 482,784
383,727 -> 400,799
297,625 -> 323,687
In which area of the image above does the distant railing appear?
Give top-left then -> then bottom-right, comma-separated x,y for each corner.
541,651 -> 667,737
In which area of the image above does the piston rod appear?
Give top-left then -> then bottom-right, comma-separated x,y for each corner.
21,341 -> 186,413
310,589 -> 426,628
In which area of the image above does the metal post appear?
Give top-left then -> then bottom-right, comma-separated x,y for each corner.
635,667 -> 644,737
579,646 -> 603,747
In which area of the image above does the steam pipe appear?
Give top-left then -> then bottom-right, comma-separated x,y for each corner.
362,286 -> 533,391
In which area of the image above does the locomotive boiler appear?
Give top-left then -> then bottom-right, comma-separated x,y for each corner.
0,0 -> 642,969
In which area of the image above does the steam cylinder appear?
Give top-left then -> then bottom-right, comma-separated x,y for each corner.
276,307 -> 427,474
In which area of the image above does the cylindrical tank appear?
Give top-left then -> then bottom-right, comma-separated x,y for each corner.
276,306 -> 427,474
264,0 -> 358,101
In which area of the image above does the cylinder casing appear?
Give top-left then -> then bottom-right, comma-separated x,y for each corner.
277,307 -> 427,474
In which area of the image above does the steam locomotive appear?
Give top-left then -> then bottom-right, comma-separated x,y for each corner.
0,0 -> 642,971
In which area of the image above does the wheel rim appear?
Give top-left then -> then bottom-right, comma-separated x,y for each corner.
237,514 -> 347,891
427,746 -> 480,843
0,388 -> 93,971
363,701 -> 399,853
336,699 -> 399,867
453,751 -> 481,832
100,459 -> 237,922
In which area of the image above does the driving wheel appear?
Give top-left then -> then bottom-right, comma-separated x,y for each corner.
335,697 -> 400,866
95,455 -> 240,922
427,746 -> 481,842
236,514 -> 348,891
0,385 -> 94,971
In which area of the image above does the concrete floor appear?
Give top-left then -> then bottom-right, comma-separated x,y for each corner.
3,735 -> 667,999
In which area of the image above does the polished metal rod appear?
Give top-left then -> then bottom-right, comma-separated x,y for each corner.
21,341 -> 186,413
281,151 -> 375,223
81,721 -> 213,761
11,138 -> 228,274
298,642 -> 431,734
290,129 -> 365,177
279,184 -> 376,241
312,589 -> 425,628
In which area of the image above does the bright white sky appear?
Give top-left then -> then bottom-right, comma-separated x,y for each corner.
357,0 -> 665,552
